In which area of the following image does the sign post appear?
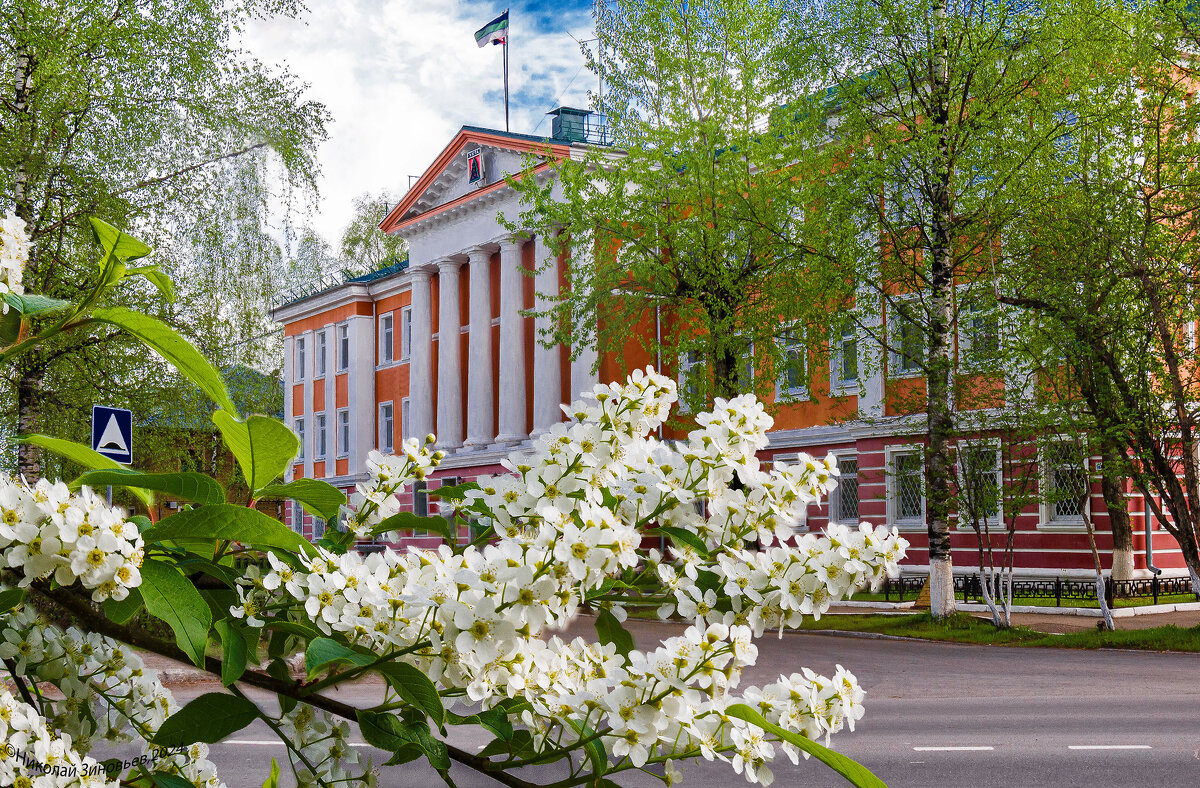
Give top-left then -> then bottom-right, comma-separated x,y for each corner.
91,405 -> 133,505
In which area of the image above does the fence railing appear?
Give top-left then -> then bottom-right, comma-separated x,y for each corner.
880,574 -> 1198,607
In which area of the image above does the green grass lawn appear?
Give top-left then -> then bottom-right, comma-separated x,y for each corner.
798,612 -> 1200,651
847,590 -> 1199,609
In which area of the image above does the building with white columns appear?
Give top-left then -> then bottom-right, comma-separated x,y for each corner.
270,112 -> 1190,579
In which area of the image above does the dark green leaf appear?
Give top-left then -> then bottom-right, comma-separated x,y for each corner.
305,637 -> 374,678
89,217 -> 153,262
215,619 -> 248,686
90,306 -> 236,414
371,511 -> 453,540
256,478 -> 346,522
356,709 -> 410,751
152,692 -> 259,747
566,717 -> 607,776
144,504 -> 314,556
102,587 -> 142,624
377,661 -> 445,727
262,619 -> 322,640
594,608 -> 635,658
0,304 -> 20,345
428,481 -> 480,501
0,587 -> 25,615
658,525 -> 708,556
73,469 -> 225,505
139,558 -> 212,667
213,412 -> 297,492
447,706 -> 512,741
128,515 -> 153,533
383,743 -> 425,766
18,434 -> 151,506
724,704 -> 888,788
4,293 -> 72,316
150,774 -> 195,788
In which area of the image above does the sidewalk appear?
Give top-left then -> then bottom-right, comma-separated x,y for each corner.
826,602 -> 1200,635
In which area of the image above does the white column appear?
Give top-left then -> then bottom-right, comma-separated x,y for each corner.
302,329 -> 314,481
436,258 -> 464,450
465,246 -> 494,448
567,231 -> 598,402
495,236 -> 528,445
347,314 -> 375,475
283,335 -> 294,482
410,269 -> 434,441
532,232 -> 561,435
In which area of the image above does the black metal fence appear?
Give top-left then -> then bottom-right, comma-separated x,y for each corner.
880,573 -> 1198,607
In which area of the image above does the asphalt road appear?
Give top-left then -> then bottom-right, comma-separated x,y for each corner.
92,620 -> 1200,787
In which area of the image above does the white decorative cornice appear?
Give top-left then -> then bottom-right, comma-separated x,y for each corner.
271,283 -> 371,324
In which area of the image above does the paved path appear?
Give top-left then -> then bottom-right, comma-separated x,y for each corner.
118,619 -> 1200,787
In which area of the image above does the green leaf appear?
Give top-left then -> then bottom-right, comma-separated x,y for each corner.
127,264 -> 176,303
89,217 -> 153,263
4,293 -> 73,316
0,587 -> 25,615
139,558 -> 213,667
370,511 -> 453,540
18,434 -> 152,507
73,469 -> 225,506
658,525 -> 708,556
724,704 -> 888,788
0,305 -> 19,346
566,717 -> 607,776
89,306 -> 236,415
383,743 -> 426,766
213,412 -> 298,492
256,478 -> 346,522
215,619 -> 249,686
102,587 -> 142,625
428,481 -> 480,501
357,709 -> 411,751
262,619 -> 322,640
261,758 -> 280,788
150,774 -> 196,788
152,692 -> 259,747
594,608 -> 635,658
447,706 -> 512,741
144,504 -> 314,556
305,637 -> 374,678
377,661 -> 445,727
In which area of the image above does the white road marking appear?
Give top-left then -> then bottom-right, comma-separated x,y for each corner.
1068,745 -> 1152,750
913,746 -> 994,752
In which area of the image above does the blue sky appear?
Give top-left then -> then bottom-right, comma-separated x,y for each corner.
245,1 -> 597,244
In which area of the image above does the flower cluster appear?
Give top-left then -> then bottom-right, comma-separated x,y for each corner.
279,704 -> 373,786
0,477 -> 144,601
235,368 -> 907,784
0,602 -> 225,787
0,213 -> 28,314
0,688 -> 116,788
347,437 -> 445,538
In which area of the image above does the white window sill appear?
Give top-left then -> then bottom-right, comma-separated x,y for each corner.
1037,521 -> 1088,532
891,520 -> 926,532
888,370 -> 922,380
777,386 -> 810,401
375,360 -> 401,371
830,383 -> 859,397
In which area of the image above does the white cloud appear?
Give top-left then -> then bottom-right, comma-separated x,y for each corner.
244,1 -> 594,246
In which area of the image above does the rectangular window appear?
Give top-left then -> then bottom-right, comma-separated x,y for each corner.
401,307 -> 413,360
832,318 -> 858,392
292,500 -> 304,533
316,331 -> 327,377
832,456 -> 859,525
401,398 -> 411,441
413,480 -> 428,517
889,300 -> 924,376
294,418 -> 305,461
961,292 -> 1000,368
959,442 -> 1001,525
678,349 -> 705,413
296,337 -> 306,381
1044,442 -> 1087,524
381,313 -> 394,363
315,414 -> 327,459
380,402 -> 394,453
337,409 -> 350,457
776,326 -> 807,399
312,516 -> 326,540
338,324 -> 350,371
890,450 -> 924,526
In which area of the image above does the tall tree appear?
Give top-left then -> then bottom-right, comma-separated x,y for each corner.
340,190 -> 406,277
511,0 -> 843,413
0,0 -> 328,478
775,0 -> 1117,616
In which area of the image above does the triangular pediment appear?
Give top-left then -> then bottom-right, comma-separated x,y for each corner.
381,127 -> 568,234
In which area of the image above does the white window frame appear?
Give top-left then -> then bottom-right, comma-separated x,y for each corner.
955,439 -> 1003,529
336,408 -> 350,459
1038,438 -> 1090,530
294,418 -> 306,462
887,296 -> 924,378
885,445 -> 925,531
380,312 -> 394,365
315,330 -> 327,378
295,337 -> 307,381
401,398 -> 412,441
292,500 -> 304,533
315,413 -> 328,460
379,401 -> 394,453
400,306 -> 413,361
830,318 -> 859,395
337,323 -> 350,372
829,451 -> 860,526
775,324 -> 808,401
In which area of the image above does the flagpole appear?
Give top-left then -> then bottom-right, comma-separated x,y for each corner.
503,8 -> 510,132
